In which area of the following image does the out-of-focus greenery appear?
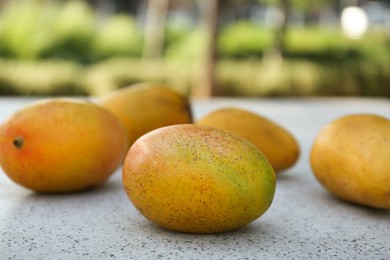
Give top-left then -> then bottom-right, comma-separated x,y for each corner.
0,0 -> 143,62
0,0 -> 389,97
0,1 -> 57,59
84,58 -> 195,96
1,57 -> 388,97
0,59 -> 86,95
218,59 -> 390,97
91,15 -> 142,60
218,21 -> 274,59
284,27 -> 390,63
165,29 -> 206,60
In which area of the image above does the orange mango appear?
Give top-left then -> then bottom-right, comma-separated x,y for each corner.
122,124 -> 276,233
0,98 -> 128,193
310,114 -> 390,209
97,83 -> 193,146
196,107 -> 299,172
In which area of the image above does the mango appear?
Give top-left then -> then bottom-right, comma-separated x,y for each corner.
96,83 -> 193,146
0,98 -> 128,193
310,114 -> 390,209
122,124 -> 276,234
196,107 -> 299,172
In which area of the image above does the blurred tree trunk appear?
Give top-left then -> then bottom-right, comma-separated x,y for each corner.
274,0 -> 290,58
143,0 -> 170,60
193,0 -> 220,97
117,0 -> 140,15
88,0 -> 141,15
276,0 -> 290,57
303,8 -> 320,25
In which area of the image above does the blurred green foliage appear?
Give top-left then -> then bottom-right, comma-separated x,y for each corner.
218,59 -> 390,97
91,15 -> 142,60
0,1 -> 56,59
164,21 -> 390,65
0,59 -> 86,95
84,58 -> 195,96
1,57 -> 388,97
218,21 -> 274,59
165,29 -> 206,60
44,0 -> 95,62
0,0 -> 142,62
284,27 -> 390,63
0,0 -> 389,97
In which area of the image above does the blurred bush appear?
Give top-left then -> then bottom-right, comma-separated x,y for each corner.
85,58 -> 195,96
0,59 -> 86,96
83,57 -> 390,97
165,28 -> 206,61
218,59 -> 390,97
284,27 -> 359,61
0,1 -> 56,59
91,15 -> 142,60
284,26 -> 390,64
44,0 -> 95,62
0,57 -> 389,97
218,21 -> 273,59
164,21 -> 390,65
0,0 -> 142,63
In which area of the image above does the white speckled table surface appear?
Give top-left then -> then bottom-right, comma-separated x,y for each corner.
0,97 -> 389,260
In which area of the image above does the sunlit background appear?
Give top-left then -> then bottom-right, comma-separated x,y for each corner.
0,0 -> 389,97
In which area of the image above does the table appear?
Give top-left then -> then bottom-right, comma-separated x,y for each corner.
1,97 -> 389,260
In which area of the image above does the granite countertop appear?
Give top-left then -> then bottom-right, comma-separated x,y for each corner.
0,97 -> 389,260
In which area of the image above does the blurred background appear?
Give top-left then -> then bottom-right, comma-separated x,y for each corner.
0,0 -> 389,97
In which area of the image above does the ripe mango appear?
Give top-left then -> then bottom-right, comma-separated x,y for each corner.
0,98 -> 129,193
96,83 -> 193,146
196,107 -> 299,172
122,124 -> 276,234
310,114 -> 390,209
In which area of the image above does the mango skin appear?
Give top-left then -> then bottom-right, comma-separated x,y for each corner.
97,83 -> 193,146
310,114 -> 390,209
0,98 -> 129,193
122,124 -> 276,234
196,108 -> 300,172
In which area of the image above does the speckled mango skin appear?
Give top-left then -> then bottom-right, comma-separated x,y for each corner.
310,114 -> 390,209
0,99 -> 129,193
97,83 -> 193,147
122,124 -> 276,234
196,108 -> 300,172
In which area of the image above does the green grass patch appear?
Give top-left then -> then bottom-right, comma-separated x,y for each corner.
0,59 -> 86,96
0,58 -> 388,97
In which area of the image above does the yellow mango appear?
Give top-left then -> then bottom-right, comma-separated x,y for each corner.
122,124 -> 276,234
196,107 -> 299,172
310,114 -> 390,209
96,83 -> 193,146
0,98 -> 128,193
